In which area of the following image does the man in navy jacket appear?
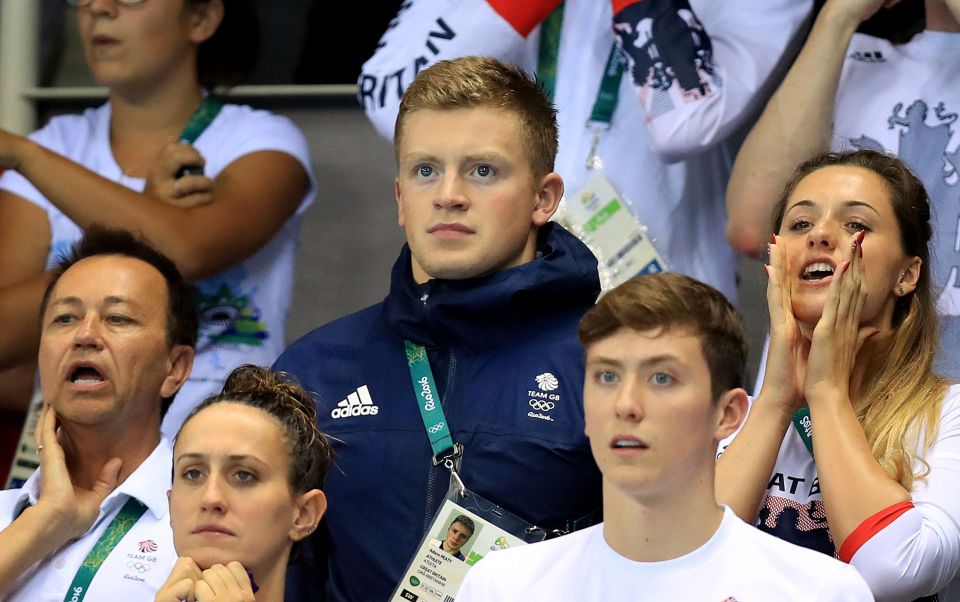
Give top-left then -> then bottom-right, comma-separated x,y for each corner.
275,56 -> 602,601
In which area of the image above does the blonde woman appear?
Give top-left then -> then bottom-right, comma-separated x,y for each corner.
717,150 -> 960,601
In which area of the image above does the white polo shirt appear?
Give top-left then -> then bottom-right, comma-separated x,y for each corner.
0,439 -> 176,601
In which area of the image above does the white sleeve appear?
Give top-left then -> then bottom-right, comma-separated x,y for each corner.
847,388 -> 960,601
815,565 -> 875,601
358,0 -> 530,140
612,0 -> 812,162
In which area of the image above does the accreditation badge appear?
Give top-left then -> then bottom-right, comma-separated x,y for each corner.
558,172 -> 668,290
391,482 -> 548,602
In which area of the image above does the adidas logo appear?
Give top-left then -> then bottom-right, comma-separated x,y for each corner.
848,50 -> 885,64
331,385 -> 380,419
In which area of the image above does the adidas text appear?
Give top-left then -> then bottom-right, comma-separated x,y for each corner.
331,385 -> 380,419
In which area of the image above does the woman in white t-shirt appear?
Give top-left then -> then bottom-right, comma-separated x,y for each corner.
156,365 -> 331,602
718,150 -> 960,601
0,0 -> 314,437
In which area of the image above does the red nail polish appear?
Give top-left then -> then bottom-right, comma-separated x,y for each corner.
763,264 -> 770,276
770,233 -> 777,245
843,261 -> 851,273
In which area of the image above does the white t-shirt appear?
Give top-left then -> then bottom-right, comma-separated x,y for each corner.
360,0 -> 813,303
833,31 -> 960,380
748,385 -> 960,601
0,102 -> 316,435
456,506 -> 872,601
0,439 -> 175,602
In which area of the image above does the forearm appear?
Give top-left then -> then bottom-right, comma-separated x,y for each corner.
808,392 -> 911,548
0,364 -> 36,414
13,140 -> 204,270
716,396 -> 795,521
14,142 -> 307,280
726,4 -> 859,256
0,274 -> 49,369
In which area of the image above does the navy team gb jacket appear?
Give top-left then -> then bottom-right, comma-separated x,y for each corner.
274,223 -> 603,602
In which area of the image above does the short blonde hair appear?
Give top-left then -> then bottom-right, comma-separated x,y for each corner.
394,56 -> 558,178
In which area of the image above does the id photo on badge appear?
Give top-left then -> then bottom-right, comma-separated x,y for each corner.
429,511 -> 482,562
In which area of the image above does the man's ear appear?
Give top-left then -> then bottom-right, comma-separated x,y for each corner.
160,345 -> 194,400
187,0 -> 224,45
714,388 -> 749,441
290,489 -> 327,542
531,172 -> 563,227
395,177 -> 406,228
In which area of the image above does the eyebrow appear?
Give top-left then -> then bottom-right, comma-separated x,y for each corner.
400,151 -> 508,165
175,453 -> 267,465
52,295 -> 136,306
587,353 -> 682,369
785,199 -> 881,216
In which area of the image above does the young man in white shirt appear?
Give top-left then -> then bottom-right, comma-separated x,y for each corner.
457,273 -> 874,601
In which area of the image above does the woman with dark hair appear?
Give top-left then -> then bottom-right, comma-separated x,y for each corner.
0,0 -> 314,436
156,364 -> 333,602
718,150 -> 960,600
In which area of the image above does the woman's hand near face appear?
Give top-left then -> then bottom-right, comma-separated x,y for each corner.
804,231 -> 876,404
194,562 -> 256,602
143,141 -> 215,209
758,235 -> 809,416
154,557 -> 203,602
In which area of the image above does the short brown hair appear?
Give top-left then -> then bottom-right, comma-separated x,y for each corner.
578,273 -> 746,400
394,56 -> 558,177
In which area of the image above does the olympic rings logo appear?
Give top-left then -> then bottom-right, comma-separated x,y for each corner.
126,561 -> 151,573
428,422 -> 446,433
529,400 -> 555,411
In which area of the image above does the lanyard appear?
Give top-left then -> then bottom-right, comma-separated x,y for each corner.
65,497 -> 148,602
792,407 -> 814,456
179,96 -> 223,144
536,4 -> 624,128
404,341 -> 457,464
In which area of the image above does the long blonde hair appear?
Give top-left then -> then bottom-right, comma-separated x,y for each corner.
773,150 -> 948,489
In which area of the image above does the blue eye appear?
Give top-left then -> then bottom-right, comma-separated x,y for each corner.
651,372 -> 673,385
417,165 -> 434,178
595,370 -> 618,384
475,165 -> 493,178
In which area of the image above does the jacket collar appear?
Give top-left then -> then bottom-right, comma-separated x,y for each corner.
384,223 -> 600,350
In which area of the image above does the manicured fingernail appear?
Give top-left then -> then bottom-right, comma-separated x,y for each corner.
770,234 -> 777,245
843,261 -> 851,273
763,264 -> 770,276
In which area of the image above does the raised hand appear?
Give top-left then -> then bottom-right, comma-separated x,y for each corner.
35,403 -> 122,542
143,141 -> 215,208
758,234 -> 809,416
804,230 -> 877,404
